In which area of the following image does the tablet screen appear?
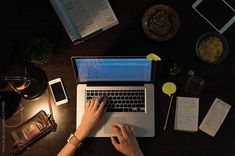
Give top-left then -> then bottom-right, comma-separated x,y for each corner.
193,0 -> 235,33
224,0 -> 235,10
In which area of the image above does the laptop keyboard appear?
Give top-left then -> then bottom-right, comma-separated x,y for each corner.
86,89 -> 145,112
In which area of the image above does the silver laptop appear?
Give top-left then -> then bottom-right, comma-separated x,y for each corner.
71,56 -> 155,137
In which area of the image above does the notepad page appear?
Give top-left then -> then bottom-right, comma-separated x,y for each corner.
199,98 -> 231,137
174,97 -> 199,132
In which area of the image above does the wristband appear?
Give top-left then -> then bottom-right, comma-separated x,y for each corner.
67,133 -> 83,148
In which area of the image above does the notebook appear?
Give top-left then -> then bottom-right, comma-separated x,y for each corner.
199,98 -> 231,137
71,56 -> 155,137
174,96 -> 199,132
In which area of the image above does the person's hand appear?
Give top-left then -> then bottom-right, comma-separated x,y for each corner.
75,97 -> 106,141
110,123 -> 143,156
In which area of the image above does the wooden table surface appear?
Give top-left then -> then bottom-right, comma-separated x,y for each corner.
1,0 -> 235,156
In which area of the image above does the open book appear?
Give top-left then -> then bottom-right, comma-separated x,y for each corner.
50,0 -> 119,45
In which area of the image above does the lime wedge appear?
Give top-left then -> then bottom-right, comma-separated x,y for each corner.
146,53 -> 161,61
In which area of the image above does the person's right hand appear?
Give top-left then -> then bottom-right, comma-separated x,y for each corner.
75,97 -> 106,141
110,123 -> 143,156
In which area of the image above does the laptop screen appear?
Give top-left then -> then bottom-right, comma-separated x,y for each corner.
73,58 -> 152,82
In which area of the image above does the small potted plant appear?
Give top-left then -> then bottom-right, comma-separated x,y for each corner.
18,37 -> 53,99
24,37 -> 53,65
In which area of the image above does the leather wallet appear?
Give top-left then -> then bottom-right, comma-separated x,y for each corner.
10,110 -> 57,152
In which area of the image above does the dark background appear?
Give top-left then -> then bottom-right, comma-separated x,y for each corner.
0,0 -> 235,156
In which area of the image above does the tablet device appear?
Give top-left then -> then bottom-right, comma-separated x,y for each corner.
192,0 -> 235,34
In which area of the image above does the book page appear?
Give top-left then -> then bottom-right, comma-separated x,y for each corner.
50,0 -> 118,42
199,98 -> 231,137
61,0 -> 118,38
174,97 -> 199,132
50,0 -> 82,41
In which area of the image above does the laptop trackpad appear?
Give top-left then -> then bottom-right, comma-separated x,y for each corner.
104,117 -> 126,134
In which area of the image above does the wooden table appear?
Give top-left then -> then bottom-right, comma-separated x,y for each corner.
1,0 -> 235,155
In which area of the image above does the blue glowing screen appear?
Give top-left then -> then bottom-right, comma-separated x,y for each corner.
74,58 -> 152,82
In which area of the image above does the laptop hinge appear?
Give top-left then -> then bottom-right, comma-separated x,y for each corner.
85,82 -> 148,87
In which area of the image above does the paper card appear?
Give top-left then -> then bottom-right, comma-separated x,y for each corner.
199,98 -> 231,137
174,97 -> 199,132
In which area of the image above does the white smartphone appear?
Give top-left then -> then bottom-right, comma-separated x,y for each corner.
48,78 -> 68,105
192,0 -> 235,34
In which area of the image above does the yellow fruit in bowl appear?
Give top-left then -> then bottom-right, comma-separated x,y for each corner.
198,36 -> 224,63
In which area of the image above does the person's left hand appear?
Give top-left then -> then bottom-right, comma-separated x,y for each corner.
75,97 -> 107,141
110,123 -> 143,156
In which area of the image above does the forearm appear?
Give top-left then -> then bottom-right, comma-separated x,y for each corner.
57,128 -> 86,156
126,151 -> 144,156
57,142 -> 77,156
58,97 -> 105,156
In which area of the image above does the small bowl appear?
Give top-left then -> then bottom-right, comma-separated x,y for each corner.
142,4 -> 180,41
196,32 -> 229,64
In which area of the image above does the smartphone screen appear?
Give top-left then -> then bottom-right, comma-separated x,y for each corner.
50,82 -> 66,102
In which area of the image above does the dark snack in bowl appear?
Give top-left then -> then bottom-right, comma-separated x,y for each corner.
148,10 -> 172,36
142,4 -> 180,41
